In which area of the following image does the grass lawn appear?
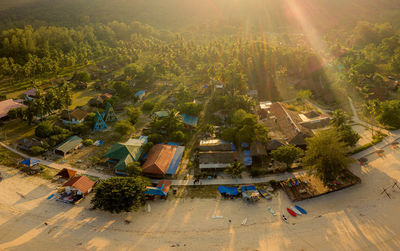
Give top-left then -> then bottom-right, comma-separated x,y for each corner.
70,83 -> 98,109
0,119 -> 36,144
0,145 -> 24,167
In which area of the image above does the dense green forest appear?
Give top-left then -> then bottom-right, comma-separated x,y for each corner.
0,0 -> 399,107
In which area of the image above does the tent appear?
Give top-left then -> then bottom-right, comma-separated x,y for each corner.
20,158 -> 40,167
218,186 -> 239,196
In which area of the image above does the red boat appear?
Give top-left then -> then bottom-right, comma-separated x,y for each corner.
287,208 -> 297,217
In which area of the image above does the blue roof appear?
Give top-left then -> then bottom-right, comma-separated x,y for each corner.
135,90 -> 145,97
144,187 -> 167,196
244,150 -> 252,166
167,142 -> 179,146
182,114 -> 198,126
166,146 -> 185,175
240,185 -> 257,192
218,186 -> 239,196
20,158 -> 40,167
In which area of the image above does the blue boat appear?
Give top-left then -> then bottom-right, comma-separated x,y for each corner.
295,205 -> 307,214
47,194 -> 55,200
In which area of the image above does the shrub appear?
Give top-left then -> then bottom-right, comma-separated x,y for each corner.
142,101 -> 154,112
171,130 -> 185,142
148,133 -> 164,144
83,139 -> 94,146
114,120 -> 136,136
30,146 -> 45,155
35,121 -> 53,138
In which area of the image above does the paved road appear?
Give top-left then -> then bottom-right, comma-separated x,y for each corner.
0,142 -> 112,179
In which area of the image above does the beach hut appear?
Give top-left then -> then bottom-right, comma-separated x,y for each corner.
103,103 -> 118,122
93,112 -> 107,131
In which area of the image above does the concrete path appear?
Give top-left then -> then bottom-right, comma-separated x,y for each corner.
165,170 -> 307,186
0,142 -> 112,179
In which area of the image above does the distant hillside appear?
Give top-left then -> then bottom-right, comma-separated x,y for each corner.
0,0 -> 399,33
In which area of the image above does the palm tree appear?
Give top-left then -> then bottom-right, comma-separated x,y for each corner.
225,160 -> 245,178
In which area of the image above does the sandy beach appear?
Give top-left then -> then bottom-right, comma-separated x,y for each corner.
1,146 -> 400,251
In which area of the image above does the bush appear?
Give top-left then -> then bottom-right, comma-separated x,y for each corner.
142,101 -> 154,112
171,130 -> 185,142
148,133 -> 164,144
125,107 -> 142,124
30,146 -> 45,155
114,120 -> 136,136
35,121 -> 53,138
83,139 -> 94,146
72,123 -> 90,134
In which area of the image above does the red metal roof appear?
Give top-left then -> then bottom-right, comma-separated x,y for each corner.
142,144 -> 177,175
63,176 -> 95,195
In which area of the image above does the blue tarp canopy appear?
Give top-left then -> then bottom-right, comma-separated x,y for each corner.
239,185 -> 257,192
244,150 -> 252,166
144,187 -> 167,196
20,158 -> 40,167
218,186 -> 239,196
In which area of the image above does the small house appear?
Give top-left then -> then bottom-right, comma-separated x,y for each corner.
17,138 -> 43,152
153,110 -> 169,119
247,89 -> 258,99
56,168 -> 77,179
62,176 -> 95,196
59,176 -> 96,203
54,136 -> 83,156
182,113 -> 198,127
142,144 -> 185,177
89,95 -> 103,106
199,139 -> 232,152
135,90 -> 146,100
266,139 -> 285,152
60,108 -> 88,125
198,151 -> 236,172
250,141 -> 267,166
0,99 -> 27,119
93,112 -> 107,131
104,136 -> 147,175
102,103 -> 118,122
23,88 -> 37,101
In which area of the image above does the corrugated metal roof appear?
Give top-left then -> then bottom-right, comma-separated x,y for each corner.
182,113 -> 198,126
142,144 -> 177,175
166,146 -> 185,175
55,136 -> 83,153
63,176 -> 95,195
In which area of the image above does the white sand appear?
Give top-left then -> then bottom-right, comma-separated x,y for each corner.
1,147 -> 400,251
